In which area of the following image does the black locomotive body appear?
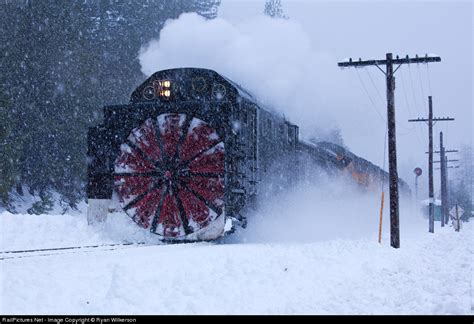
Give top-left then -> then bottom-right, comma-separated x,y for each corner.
87,67 -> 408,241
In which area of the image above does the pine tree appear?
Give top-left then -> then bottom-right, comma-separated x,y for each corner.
0,82 -> 19,205
449,144 -> 473,220
264,0 -> 288,19
0,0 -> 222,211
190,0 -> 222,19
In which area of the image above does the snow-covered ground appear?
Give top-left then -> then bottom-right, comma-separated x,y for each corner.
1,206 -> 472,314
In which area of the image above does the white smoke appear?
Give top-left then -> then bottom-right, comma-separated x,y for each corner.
230,177 -> 426,244
138,13 -> 427,243
139,13 -> 338,138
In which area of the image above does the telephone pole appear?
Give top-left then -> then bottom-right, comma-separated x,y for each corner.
440,132 -> 446,227
442,161 -> 460,223
435,153 -> 459,225
443,155 -> 449,225
431,150 -> 458,225
338,53 -> 441,248
410,98 -> 454,233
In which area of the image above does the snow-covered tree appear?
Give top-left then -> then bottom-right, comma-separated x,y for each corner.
264,0 -> 289,19
449,144 -> 473,220
190,0 -> 221,19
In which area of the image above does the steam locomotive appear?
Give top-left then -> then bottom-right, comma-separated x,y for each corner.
87,68 -> 409,242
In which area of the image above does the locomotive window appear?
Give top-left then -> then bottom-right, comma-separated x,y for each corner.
192,77 -> 206,92
242,111 -> 248,124
266,119 -> 272,137
279,124 -> 285,137
288,126 -> 295,145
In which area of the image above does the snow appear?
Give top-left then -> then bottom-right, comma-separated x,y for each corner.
420,198 -> 442,206
138,13 -> 329,136
1,207 -> 472,314
3,188 -> 87,215
0,211 -> 161,252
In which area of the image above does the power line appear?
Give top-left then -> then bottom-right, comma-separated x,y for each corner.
405,64 -> 430,145
408,64 -> 424,115
365,68 -> 385,105
367,69 -> 414,135
353,67 -> 386,123
417,63 -> 426,103
399,67 -> 414,117
399,66 -> 426,146
426,63 -> 433,95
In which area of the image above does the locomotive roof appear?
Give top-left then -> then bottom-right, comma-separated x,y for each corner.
301,140 -> 387,176
219,74 -> 256,102
131,67 -> 296,128
131,67 -> 258,104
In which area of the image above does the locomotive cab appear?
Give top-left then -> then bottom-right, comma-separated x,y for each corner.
87,68 -> 239,241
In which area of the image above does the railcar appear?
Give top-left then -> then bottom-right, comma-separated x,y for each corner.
87,68 -> 409,242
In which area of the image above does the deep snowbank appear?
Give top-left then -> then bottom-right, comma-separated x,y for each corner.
1,179 -> 424,250
232,179 -> 426,244
0,209 -> 162,252
1,208 -> 472,314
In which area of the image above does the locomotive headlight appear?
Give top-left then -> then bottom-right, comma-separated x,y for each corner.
212,83 -> 226,100
143,86 -> 155,100
160,90 -> 171,97
154,80 -> 172,99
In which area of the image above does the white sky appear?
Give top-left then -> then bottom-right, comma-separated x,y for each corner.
219,0 -> 473,195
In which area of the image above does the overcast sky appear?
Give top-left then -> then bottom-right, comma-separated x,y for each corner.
219,0 -> 473,194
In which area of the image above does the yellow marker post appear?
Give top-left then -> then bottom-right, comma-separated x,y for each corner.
378,191 -> 385,244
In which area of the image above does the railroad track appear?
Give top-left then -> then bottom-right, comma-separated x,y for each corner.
0,242 -> 150,260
